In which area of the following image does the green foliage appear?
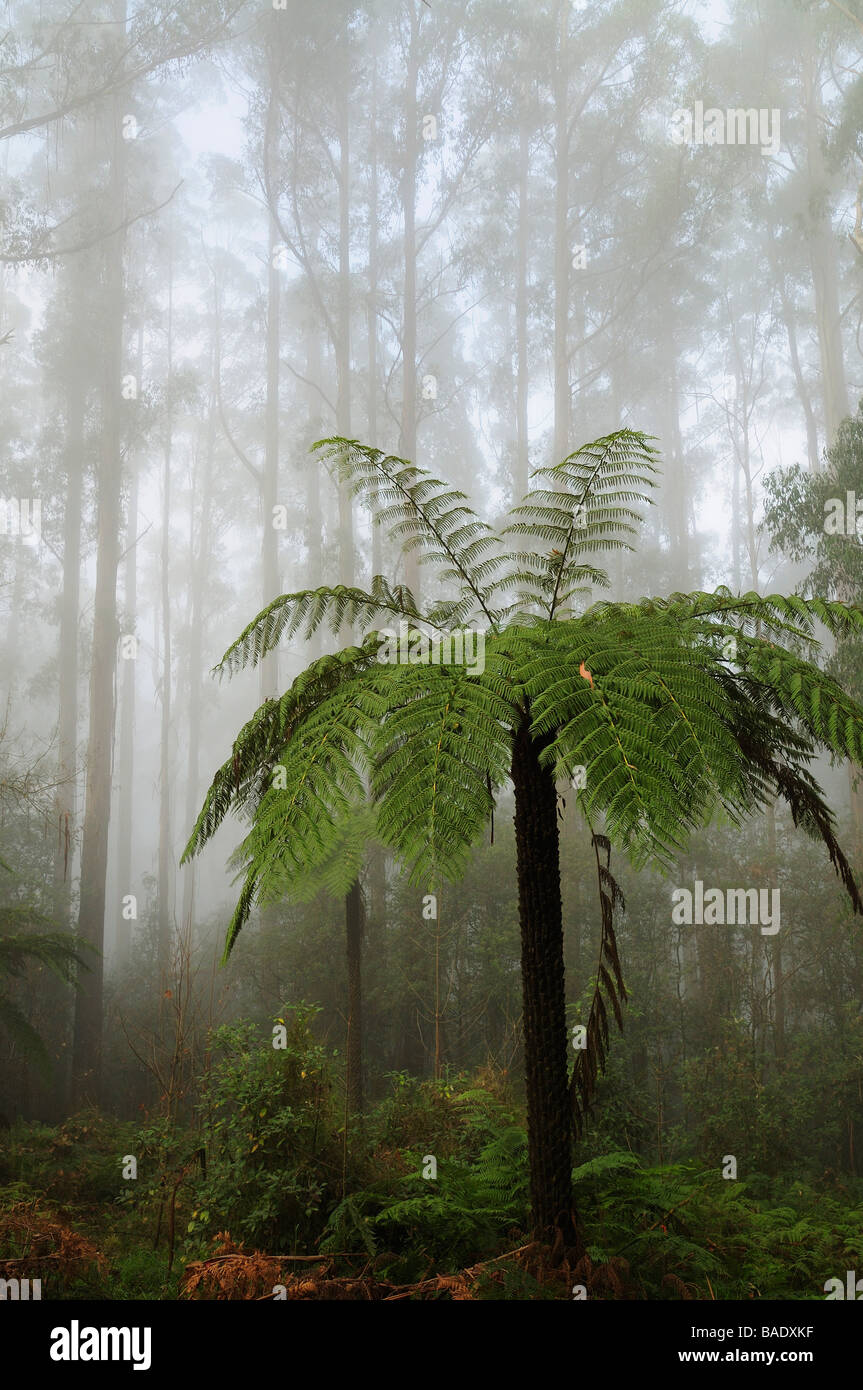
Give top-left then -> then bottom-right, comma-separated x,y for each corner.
319,1084 -> 528,1278
575,1152 -> 863,1300
0,1066 -> 861,1298
188,432 -> 863,964
189,1005 -> 339,1251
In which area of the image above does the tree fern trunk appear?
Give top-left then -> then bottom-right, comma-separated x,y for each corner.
511,712 -> 576,1245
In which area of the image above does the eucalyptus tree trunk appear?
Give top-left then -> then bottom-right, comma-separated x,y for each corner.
157,236 -> 175,982
399,3 -> 421,598
345,878 -> 364,1117
115,320 -> 143,970
552,1 -> 570,466
515,101 -> 530,500
262,47 -> 281,702
802,31 -> 849,445
511,711 -> 576,1245
181,315 -> 217,934
73,54 -> 128,1103
54,345 -> 85,904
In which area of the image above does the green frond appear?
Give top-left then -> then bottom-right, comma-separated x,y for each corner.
219,672 -> 384,958
0,919 -> 93,983
182,638 -> 382,864
499,430 -> 659,617
371,660 -> 515,886
213,578 -> 426,680
313,437 -> 504,622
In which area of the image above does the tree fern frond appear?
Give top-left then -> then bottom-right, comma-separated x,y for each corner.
313,437 -> 504,622
371,661 -> 515,886
213,577 -> 427,680
182,638 -> 381,863
499,430 -> 659,618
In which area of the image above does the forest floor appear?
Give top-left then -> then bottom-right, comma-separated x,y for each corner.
1,1080 -> 861,1300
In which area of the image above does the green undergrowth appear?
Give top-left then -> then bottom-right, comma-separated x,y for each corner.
0,1008 -> 860,1299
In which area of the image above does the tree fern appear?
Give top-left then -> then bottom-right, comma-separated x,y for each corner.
187,428 -> 863,1243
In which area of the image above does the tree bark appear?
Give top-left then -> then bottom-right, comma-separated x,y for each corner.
399,5 -> 421,597
345,877 -> 364,1117
511,710 -> 576,1245
552,2 -> 570,466
115,319 -> 142,970
73,50 -> 128,1104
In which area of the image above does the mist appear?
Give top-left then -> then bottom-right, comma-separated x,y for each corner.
1,0 -> 863,1326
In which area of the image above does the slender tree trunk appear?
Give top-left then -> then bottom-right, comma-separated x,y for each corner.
115,320 -> 142,969
337,82 -> 353,601
767,802 -> 784,1062
181,317 -> 216,933
305,327 -> 324,659
54,355 -> 85,904
73,58 -> 127,1104
368,49 -> 382,576
803,34 -> 849,444
262,55 -> 281,700
516,102 -> 530,499
399,6 -> 420,596
553,1 -> 570,465
511,711 -> 576,1245
345,878 -> 364,1116
157,241 -> 174,982
50,312 -> 86,1117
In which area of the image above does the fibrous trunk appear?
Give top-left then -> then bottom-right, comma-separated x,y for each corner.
511,711 -> 576,1246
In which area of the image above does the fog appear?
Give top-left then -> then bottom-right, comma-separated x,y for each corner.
1,0 -> 863,1312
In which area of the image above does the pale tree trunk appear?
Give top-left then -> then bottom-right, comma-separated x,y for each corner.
73,45 -> 128,1103
516,99 -> 530,499
181,315 -> 217,934
54,347 -> 85,905
552,0 -> 570,465
115,318 -> 143,970
262,57 -> 281,701
50,276 -> 87,1117
368,47 -> 382,576
157,236 -> 175,982
399,4 -> 421,597
336,80 -> 354,600
304,327 -> 324,660
661,312 -> 691,586
345,878 -> 364,1117
803,33 -> 849,445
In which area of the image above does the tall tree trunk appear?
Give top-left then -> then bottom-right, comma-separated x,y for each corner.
516,100 -> 530,499
73,58 -> 128,1103
54,351 -> 85,905
345,878 -> 364,1116
803,33 -> 849,444
337,82 -> 353,602
511,711 -> 575,1244
553,1 -> 570,465
115,320 -> 142,969
767,802 -> 784,1062
50,300 -> 87,1117
157,239 -> 174,981
368,47 -> 382,576
399,5 -> 421,596
181,317 -> 216,933
262,53 -> 281,700
304,327 -> 324,660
